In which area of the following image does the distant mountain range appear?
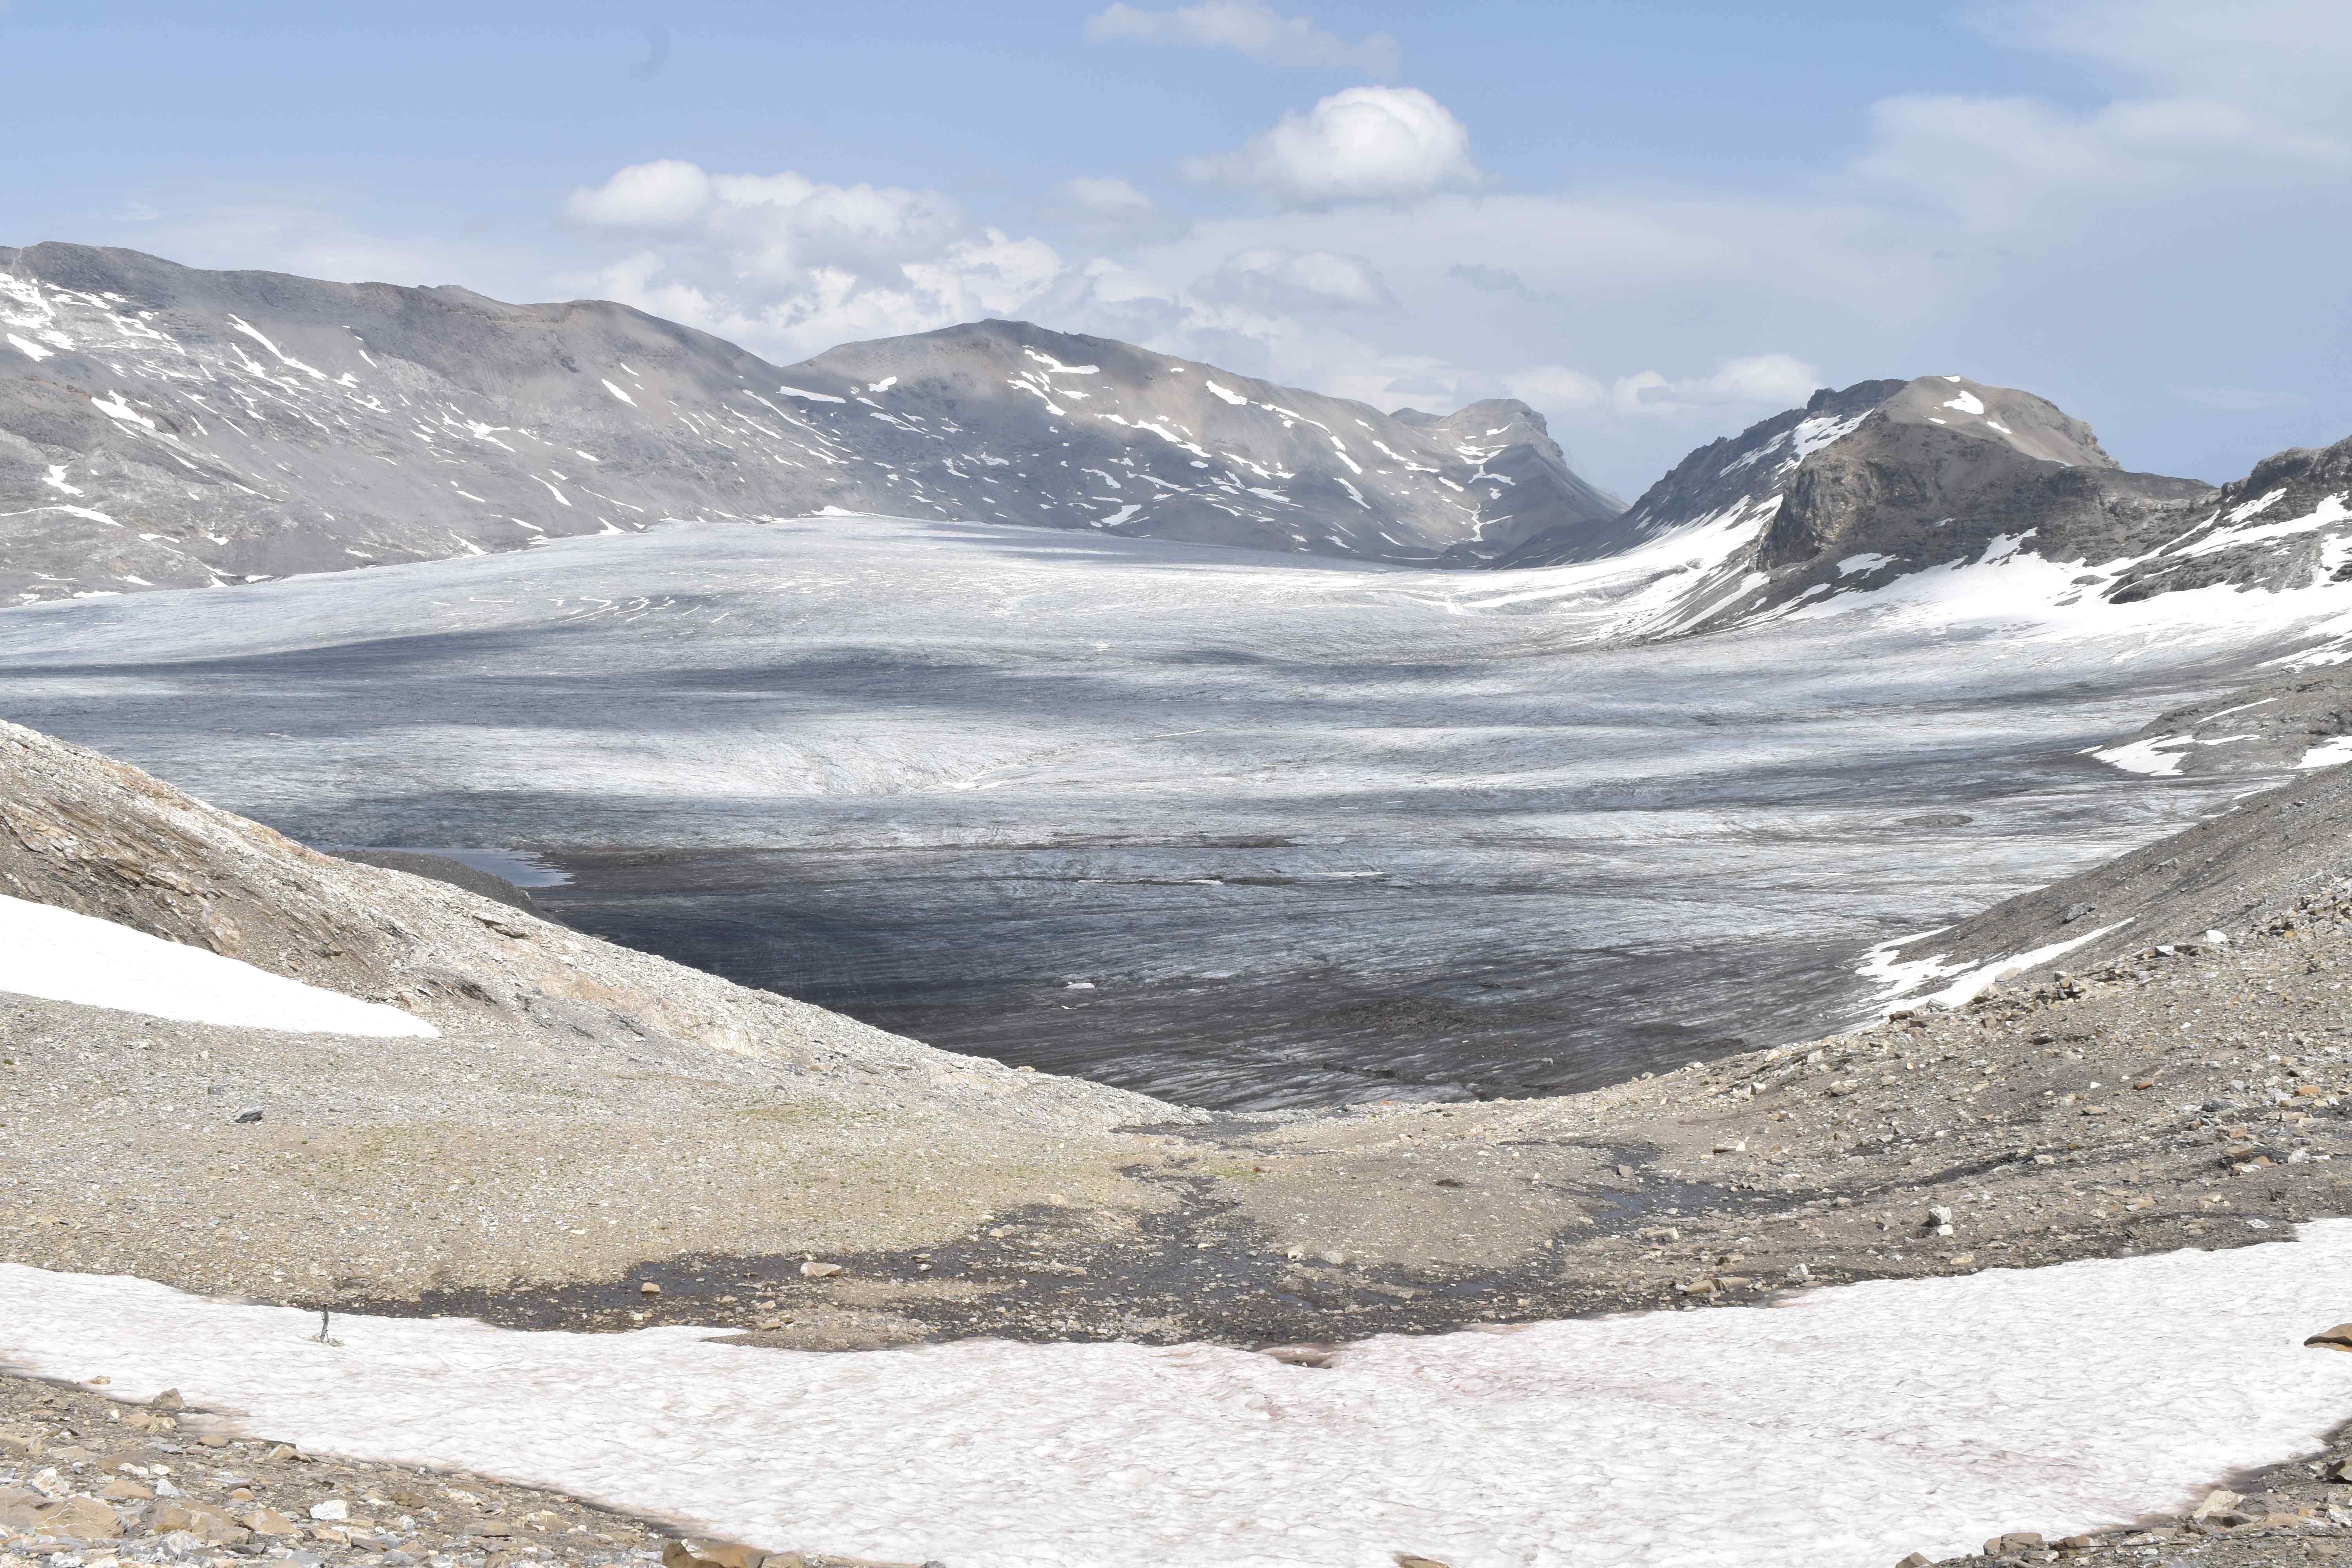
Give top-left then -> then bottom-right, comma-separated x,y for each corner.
4,241 -> 2348,635
0,242 -> 1619,604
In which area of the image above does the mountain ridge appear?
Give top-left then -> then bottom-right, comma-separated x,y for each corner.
0,241 -> 1621,603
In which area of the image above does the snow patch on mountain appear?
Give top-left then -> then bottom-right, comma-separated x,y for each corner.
0,893 -> 436,1036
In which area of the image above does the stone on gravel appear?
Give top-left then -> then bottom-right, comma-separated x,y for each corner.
243,1505 -> 299,1535
45,1494 -> 124,1539
663,1539 -> 804,1568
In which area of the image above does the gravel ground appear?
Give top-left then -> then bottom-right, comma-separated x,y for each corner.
0,1377 -> 908,1568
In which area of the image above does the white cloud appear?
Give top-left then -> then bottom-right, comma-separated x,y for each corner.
1198,247 -> 1393,311
1055,176 -> 1158,221
563,160 -> 713,229
1852,92 -> 2347,229
1507,355 -> 1821,418
2169,384 -> 2310,411
1974,0 -> 2352,117
1086,1 -> 1397,77
562,162 -> 1060,361
1183,86 -> 1482,207
535,0 -> 2349,494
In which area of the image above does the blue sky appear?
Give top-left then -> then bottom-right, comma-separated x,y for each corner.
4,0 -> 2347,496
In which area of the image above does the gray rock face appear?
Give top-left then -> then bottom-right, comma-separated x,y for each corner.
0,242 -> 1621,602
1499,379 -> 1906,567
1740,379 -> 2212,610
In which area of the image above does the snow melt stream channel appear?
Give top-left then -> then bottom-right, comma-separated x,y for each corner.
8,1225 -> 2352,1568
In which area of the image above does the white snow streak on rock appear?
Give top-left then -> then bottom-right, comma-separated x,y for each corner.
0,893 -> 436,1037
7,1233 -> 2352,1566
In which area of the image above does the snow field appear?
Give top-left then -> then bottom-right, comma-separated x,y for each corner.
7,1226 -> 2352,1567
0,893 -> 435,1038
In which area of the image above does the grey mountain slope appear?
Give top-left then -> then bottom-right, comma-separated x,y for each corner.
2082,436 -> 2352,775
779,327 -> 1623,564
0,242 -> 1620,603
2078,657 -> 2352,781
1866,759 -> 2352,1002
1498,378 -> 1908,567
2104,430 -> 2352,604
1501,373 -> 2232,637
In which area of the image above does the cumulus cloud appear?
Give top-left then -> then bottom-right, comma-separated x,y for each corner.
563,159 -> 713,228
1183,86 -> 1482,207
532,0 -> 2350,495
1086,1 -> 1397,77
563,161 -> 1060,360
1198,247 -> 1394,312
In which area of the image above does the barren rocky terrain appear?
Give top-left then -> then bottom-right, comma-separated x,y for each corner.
0,1376 -> 904,1568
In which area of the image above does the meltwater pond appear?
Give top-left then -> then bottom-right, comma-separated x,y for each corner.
0,516 -> 2300,1107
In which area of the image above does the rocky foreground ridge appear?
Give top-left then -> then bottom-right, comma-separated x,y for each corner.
0,242 -> 1619,602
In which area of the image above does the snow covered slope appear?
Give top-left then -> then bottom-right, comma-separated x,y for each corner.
0,242 -> 1620,603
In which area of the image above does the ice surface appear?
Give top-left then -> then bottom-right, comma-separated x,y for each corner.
0,893 -> 434,1036
0,515 -> 2298,1105
8,1232 -> 2352,1566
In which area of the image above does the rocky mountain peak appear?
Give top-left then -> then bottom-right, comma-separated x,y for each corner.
1869,375 -> 2121,470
